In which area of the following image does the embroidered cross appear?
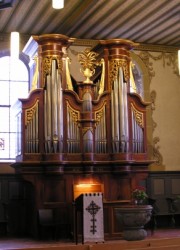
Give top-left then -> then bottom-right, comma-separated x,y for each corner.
86,200 -> 100,234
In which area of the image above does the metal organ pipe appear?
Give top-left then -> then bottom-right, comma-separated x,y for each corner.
51,60 -> 58,136
119,68 -> 129,153
113,77 -> 120,152
95,106 -> 107,154
44,59 -> 64,153
57,71 -> 63,153
111,67 -> 129,153
35,102 -> 39,153
122,70 -> 129,152
118,68 -> 123,152
131,106 -> 144,153
25,103 -> 39,153
44,88 -> 47,152
111,90 -> 115,152
25,34 -> 72,155
46,74 -> 52,152
67,103 -> 80,153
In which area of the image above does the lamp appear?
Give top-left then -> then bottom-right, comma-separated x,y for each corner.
178,50 -> 180,75
52,0 -> 64,9
10,31 -> 19,59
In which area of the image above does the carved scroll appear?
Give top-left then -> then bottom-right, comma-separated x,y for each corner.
42,55 -> 63,80
67,102 -> 80,153
109,59 -> 129,87
131,103 -> 144,153
25,101 -> 39,153
95,103 -> 107,153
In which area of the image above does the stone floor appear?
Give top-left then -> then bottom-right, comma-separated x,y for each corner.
0,229 -> 180,250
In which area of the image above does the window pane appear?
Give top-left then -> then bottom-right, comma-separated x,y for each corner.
0,56 -> 29,161
0,136 -> 5,151
0,133 -> 9,159
0,81 -> 9,105
10,132 -> 16,159
10,109 -> 16,133
10,59 -> 28,81
10,80 -> 29,105
0,107 -> 9,131
0,57 -> 10,80
0,132 -> 16,159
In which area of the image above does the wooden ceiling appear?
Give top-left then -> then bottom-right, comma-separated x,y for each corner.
0,0 -> 180,48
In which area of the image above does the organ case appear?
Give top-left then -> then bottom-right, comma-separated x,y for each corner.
12,34 -> 152,239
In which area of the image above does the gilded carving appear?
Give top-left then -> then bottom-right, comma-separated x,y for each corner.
42,55 -> 63,78
109,59 -> 129,85
95,109 -> 104,125
78,48 -> 99,70
131,103 -> 144,128
98,58 -> 105,95
78,48 -> 101,83
25,101 -> 39,125
66,56 -> 73,90
67,102 -> 80,123
95,102 -> 106,126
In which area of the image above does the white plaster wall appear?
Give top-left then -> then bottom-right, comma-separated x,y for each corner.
150,53 -> 180,170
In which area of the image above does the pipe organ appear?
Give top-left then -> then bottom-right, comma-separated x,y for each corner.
13,35 -> 149,163
12,34 -> 152,239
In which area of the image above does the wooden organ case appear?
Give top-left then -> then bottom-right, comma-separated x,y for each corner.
12,34 -> 152,239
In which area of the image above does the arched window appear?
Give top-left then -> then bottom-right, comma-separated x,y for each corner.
0,56 -> 29,161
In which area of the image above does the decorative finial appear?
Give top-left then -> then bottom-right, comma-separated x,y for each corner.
78,48 -> 99,83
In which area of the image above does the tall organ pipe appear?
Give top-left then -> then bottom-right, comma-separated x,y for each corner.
57,70 -> 63,152
113,77 -> 120,152
51,60 -> 58,136
111,68 -> 129,153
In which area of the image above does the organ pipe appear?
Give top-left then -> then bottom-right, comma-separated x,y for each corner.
25,102 -> 39,153
67,102 -> 80,153
111,67 -> 129,153
51,60 -> 58,136
131,103 -> 144,153
95,104 -> 107,153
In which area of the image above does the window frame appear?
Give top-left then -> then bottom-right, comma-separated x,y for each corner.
0,52 -> 30,162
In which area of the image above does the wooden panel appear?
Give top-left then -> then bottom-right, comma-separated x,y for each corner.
9,181 -> 20,199
154,179 -> 165,195
172,179 -> 180,195
43,179 -> 66,203
0,181 -> 1,200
